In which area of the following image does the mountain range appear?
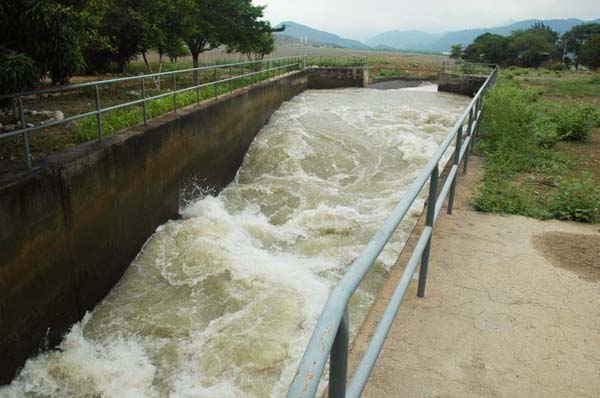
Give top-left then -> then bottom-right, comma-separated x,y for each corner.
275,18 -> 600,53
274,21 -> 367,49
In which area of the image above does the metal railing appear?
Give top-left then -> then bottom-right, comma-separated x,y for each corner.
0,56 -> 306,169
287,65 -> 498,398
307,56 -> 369,68
441,60 -> 496,76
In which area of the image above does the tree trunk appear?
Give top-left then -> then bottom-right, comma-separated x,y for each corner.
191,51 -> 200,87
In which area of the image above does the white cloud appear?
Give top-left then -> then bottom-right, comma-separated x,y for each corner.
259,0 -> 600,41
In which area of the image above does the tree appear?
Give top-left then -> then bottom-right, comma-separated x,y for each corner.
100,0 -> 146,73
179,0 -> 272,83
463,33 -> 511,65
562,23 -> 600,69
179,0 -> 229,70
0,0 -> 89,85
508,24 -> 559,67
138,0 -> 185,86
580,34 -> 600,70
226,7 -> 284,62
450,44 -> 462,60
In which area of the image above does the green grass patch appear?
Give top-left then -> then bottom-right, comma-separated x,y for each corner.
475,77 -> 600,223
73,68 -> 291,143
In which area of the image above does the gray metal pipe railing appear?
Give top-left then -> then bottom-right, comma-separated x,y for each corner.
0,56 -> 307,168
287,64 -> 498,398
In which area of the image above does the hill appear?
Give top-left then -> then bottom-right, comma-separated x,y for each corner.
275,21 -> 369,49
274,34 -> 343,48
369,18 -> 600,52
366,30 -> 441,50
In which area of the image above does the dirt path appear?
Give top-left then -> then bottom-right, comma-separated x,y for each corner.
351,156 -> 600,398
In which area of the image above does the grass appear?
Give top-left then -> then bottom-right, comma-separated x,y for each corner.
73,70 -> 285,143
474,69 -> 600,223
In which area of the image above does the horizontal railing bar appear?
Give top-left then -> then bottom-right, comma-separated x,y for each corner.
0,56 -> 300,100
459,135 -> 472,163
0,109 -> 99,138
0,63 -> 301,139
347,226 -> 433,398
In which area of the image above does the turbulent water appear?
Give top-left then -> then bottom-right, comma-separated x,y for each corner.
1,85 -> 468,398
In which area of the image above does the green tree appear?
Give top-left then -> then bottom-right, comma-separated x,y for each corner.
450,44 -> 462,60
580,34 -> 600,70
101,0 -> 146,72
0,0 -> 88,85
463,33 -> 511,64
561,23 -> 600,69
508,24 -> 559,67
179,0 -> 230,70
139,0 -> 184,83
226,7 -> 284,61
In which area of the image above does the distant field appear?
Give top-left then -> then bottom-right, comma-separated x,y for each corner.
138,45 -> 447,71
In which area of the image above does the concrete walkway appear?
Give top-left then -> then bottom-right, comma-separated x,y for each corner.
351,157 -> 600,398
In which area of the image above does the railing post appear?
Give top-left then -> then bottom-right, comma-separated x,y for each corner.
214,67 -> 218,99
229,66 -> 233,94
417,164 -> 438,298
141,74 -> 147,126
447,126 -> 463,215
94,85 -> 103,141
476,97 -> 484,141
195,69 -> 200,105
469,97 -> 482,154
329,309 -> 349,398
463,106 -> 477,174
17,96 -> 32,169
173,74 -> 177,112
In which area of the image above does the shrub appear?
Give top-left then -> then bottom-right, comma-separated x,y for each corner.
541,61 -> 566,71
552,103 -> 599,142
0,52 -> 37,110
479,80 -> 539,154
549,176 -> 600,223
531,118 -> 559,148
0,52 -> 37,94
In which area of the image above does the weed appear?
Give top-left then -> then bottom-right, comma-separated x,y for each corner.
549,175 -> 599,223
476,76 -> 599,223
552,102 -> 599,142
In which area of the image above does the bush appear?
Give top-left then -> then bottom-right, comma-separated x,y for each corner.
479,80 -> 539,154
0,52 -> 37,94
549,176 -> 600,223
552,102 -> 599,142
0,52 -> 37,110
590,74 -> 600,84
541,61 -> 566,71
531,118 -> 559,148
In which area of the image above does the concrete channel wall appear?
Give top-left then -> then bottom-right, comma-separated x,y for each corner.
438,72 -> 488,97
308,67 -> 369,89
0,68 -> 367,384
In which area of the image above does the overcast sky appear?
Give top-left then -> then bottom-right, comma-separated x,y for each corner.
260,0 -> 600,41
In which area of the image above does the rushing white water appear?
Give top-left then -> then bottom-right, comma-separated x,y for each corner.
1,86 -> 469,398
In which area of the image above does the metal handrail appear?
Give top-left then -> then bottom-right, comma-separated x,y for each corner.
441,60 -> 497,75
287,65 -> 498,398
0,56 -> 307,169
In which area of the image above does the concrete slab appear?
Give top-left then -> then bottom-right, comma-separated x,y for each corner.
352,157 -> 600,398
